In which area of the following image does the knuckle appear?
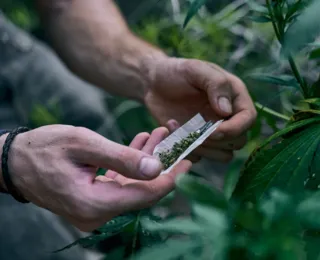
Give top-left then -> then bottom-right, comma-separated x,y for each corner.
234,137 -> 247,150
181,59 -> 201,75
221,152 -> 233,163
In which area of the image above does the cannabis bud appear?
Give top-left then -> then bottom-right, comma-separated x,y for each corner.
153,114 -> 223,175
158,121 -> 215,169
158,131 -> 201,169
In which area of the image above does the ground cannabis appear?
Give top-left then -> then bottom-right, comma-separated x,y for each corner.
158,131 -> 201,169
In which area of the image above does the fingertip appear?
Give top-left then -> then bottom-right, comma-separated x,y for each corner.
152,126 -> 169,138
139,157 -> 163,179
166,119 -> 180,132
130,132 -> 150,149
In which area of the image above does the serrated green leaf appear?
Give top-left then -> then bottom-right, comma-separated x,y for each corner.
53,233 -> 110,252
97,214 -> 136,233
176,174 -> 228,209
259,117 -> 320,149
248,73 -> 300,89
283,0 -> 320,56
54,214 -> 137,253
183,0 -> 208,28
248,15 -> 271,23
233,124 -> 320,202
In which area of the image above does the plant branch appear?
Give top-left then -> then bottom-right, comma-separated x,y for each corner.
288,55 -> 309,98
266,0 -> 281,42
255,102 -> 290,121
266,0 -> 309,99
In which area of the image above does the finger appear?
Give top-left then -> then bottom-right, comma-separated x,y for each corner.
194,147 -> 233,163
73,128 -> 163,180
166,119 -> 180,133
116,160 -> 192,212
204,135 -> 247,151
142,127 -> 169,154
183,60 -> 234,118
129,132 -> 150,149
108,126 -> 174,182
213,74 -> 256,139
105,133 -> 151,179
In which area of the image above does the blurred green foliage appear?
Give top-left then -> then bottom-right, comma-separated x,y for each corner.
4,0 -> 320,259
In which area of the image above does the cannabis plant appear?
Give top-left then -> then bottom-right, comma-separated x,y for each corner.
57,0 -> 320,259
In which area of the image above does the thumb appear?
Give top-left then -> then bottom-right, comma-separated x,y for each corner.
185,60 -> 233,118
75,136 -> 163,180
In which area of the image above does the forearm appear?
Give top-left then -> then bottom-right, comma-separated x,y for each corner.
35,0 -> 167,102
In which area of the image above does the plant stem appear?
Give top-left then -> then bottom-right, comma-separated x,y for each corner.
288,55 -> 309,98
255,102 -> 290,121
266,0 -> 309,99
266,0 -> 281,42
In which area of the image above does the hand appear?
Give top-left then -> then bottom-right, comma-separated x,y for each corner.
144,58 -> 257,162
3,125 -> 191,231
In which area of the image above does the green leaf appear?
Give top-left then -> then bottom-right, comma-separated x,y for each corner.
258,117 -> 320,149
134,239 -> 200,260
54,214 -> 137,252
233,124 -> 320,202
183,0 -> 208,28
305,142 -> 320,190
141,217 -> 202,234
248,15 -> 271,23
97,214 -> 137,233
176,174 -> 228,209
285,0 -> 305,21
309,48 -> 320,59
259,189 -> 294,222
283,0 -> 320,56
53,233 -> 111,252
301,98 -> 320,107
224,159 -> 244,199
247,1 -> 268,13
303,230 -> 320,260
248,73 -> 300,89
191,204 -> 229,235
297,191 -> 320,229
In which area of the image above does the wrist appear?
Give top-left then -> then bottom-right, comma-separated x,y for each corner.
0,133 -> 9,193
0,128 -> 30,203
139,47 -> 168,102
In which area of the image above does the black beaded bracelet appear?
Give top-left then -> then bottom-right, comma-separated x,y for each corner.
0,130 -> 10,138
1,127 -> 30,203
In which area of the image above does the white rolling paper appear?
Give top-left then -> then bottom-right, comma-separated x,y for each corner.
153,113 -> 224,175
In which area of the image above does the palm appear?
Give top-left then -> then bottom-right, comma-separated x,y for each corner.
95,128 -> 192,210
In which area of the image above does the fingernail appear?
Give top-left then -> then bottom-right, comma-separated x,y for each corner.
212,132 -> 224,140
139,157 -> 163,178
218,97 -> 232,114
